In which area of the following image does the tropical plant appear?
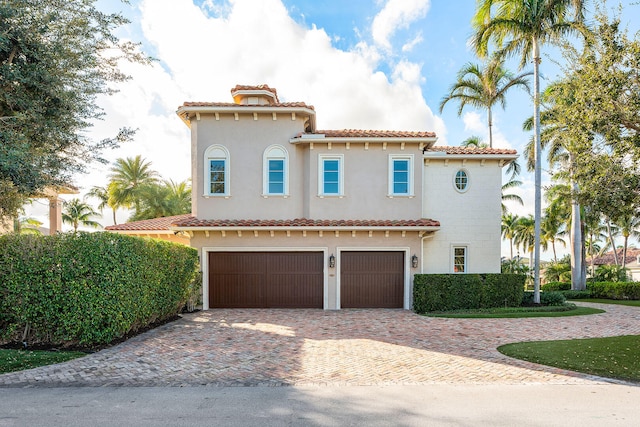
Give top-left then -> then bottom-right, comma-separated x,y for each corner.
501,213 -> 519,259
61,198 -> 102,232
461,136 -> 488,148
501,176 -> 523,214
513,215 -> 535,269
592,265 -> 629,283
472,0 -> 590,301
615,215 -> 640,268
541,203 -> 566,263
501,257 -> 529,275
108,156 -> 159,215
129,179 -> 191,222
543,259 -> 571,283
439,58 -> 531,148
13,216 -> 42,235
87,184 -> 120,225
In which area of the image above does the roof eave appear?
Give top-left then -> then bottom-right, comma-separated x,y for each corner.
176,105 -> 317,128
170,225 -> 440,232
290,136 -> 438,146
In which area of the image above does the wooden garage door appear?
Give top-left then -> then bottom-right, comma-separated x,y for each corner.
340,251 -> 404,308
208,252 -> 323,308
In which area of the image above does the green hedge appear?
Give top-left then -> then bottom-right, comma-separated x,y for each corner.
413,274 -> 525,313
560,290 -> 592,299
587,281 -> 640,300
522,291 -> 566,306
541,281 -> 571,292
0,232 -> 199,347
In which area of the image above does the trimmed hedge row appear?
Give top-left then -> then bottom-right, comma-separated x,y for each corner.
522,291 -> 566,306
413,274 -> 525,313
541,281 -> 571,292
588,281 -> 640,300
0,232 -> 199,347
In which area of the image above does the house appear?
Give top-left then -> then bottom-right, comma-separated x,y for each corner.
588,248 -> 640,281
107,84 -> 517,310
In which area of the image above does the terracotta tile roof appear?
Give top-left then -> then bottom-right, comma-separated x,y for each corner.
181,101 -> 314,109
425,146 -> 517,155
588,248 -> 640,266
172,217 -> 440,228
105,214 -> 193,232
298,129 -> 436,138
231,84 -> 279,101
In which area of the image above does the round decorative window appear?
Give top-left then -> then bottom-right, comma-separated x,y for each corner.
454,170 -> 469,192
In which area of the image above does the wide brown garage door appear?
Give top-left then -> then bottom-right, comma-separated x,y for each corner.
208,252 -> 323,308
340,251 -> 404,308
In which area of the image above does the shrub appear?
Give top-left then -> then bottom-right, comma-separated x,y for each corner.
541,281 -> 571,292
0,232 -> 199,347
413,274 -> 525,313
522,291 -> 566,306
560,290 -> 592,299
587,281 -> 640,300
592,265 -> 629,282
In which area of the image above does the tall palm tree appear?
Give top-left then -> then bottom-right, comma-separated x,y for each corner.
109,155 -> 158,215
541,204 -> 567,263
87,183 -> 120,225
440,58 -> 531,148
501,176 -> 523,214
473,0 -> 590,300
62,198 -> 102,232
513,215 -> 536,269
616,215 -> 640,268
501,213 -> 520,259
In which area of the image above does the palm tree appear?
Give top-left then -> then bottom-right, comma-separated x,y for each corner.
62,198 -> 102,232
501,176 -> 523,214
439,58 -> 531,148
87,183 -> 120,225
13,216 -> 43,235
541,204 -> 567,263
513,215 -> 535,269
461,135 -> 488,148
129,179 -> 191,221
616,215 -> 640,268
501,213 -> 520,259
109,155 -> 158,215
472,0 -> 589,301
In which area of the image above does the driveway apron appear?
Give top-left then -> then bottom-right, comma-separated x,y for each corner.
1,303 -> 639,387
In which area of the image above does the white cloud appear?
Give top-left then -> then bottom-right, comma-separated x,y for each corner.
461,111 -> 513,149
402,33 -> 423,53
371,0 -> 430,51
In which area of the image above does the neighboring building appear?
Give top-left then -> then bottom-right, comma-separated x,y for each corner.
108,84 -> 517,310
588,248 -> 640,281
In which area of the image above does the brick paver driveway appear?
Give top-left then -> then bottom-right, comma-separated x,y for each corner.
1,303 -> 639,387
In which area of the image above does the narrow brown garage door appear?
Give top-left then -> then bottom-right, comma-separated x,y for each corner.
208,252 -> 323,308
340,251 -> 404,308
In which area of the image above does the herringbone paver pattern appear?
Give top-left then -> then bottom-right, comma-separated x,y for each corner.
1,303 -> 639,387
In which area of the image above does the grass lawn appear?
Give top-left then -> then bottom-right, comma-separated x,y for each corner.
0,349 -> 86,374
498,335 -> 640,383
424,305 -> 604,318
569,298 -> 640,307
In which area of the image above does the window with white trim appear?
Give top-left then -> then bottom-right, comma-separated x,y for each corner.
318,154 -> 344,196
388,155 -> 414,196
454,169 -> 469,192
263,145 -> 289,196
204,145 -> 230,196
453,246 -> 467,273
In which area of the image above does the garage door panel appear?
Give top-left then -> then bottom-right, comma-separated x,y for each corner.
341,251 -> 404,309
209,252 -> 323,308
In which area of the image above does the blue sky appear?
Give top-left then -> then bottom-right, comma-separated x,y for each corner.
38,0 -> 640,257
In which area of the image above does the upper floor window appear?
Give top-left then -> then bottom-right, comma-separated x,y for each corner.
453,246 -> 467,273
204,145 -> 230,196
454,169 -> 469,193
388,155 -> 414,196
318,154 -> 344,197
263,145 -> 289,196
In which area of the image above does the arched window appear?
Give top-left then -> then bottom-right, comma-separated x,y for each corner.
204,145 -> 230,196
263,145 -> 289,196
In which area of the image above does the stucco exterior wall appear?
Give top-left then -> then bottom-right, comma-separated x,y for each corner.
190,111 -> 424,221
192,112 -> 308,219
189,230 -> 424,310
421,158 -> 503,274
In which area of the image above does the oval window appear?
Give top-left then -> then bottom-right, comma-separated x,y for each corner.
454,170 -> 469,192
